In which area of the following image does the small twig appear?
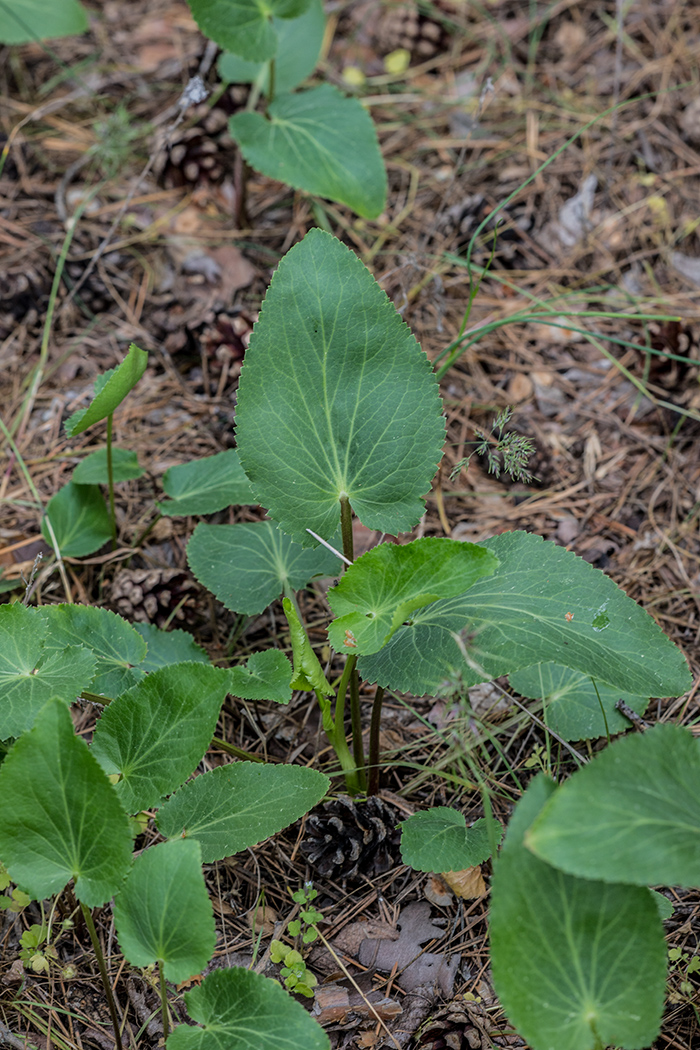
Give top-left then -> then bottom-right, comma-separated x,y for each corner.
306,528 -> 352,566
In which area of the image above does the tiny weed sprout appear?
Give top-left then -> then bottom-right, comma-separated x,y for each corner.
0,228 -> 695,1050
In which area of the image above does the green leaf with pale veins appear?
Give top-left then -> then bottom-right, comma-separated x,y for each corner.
158,450 -> 255,516
114,839 -> 215,984
0,604 -> 96,739
0,699 -> 132,907
327,538 -> 498,655
527,724 -> 700,888
187,520 -> 341,616
230,85 -> 386,218
38,604 -> 146,699
132,623 -> 209,672
42,482 -> 113,557
72,448 -> 143,484
508,663 -> 648,742
218,0 -> 325,94
400,809 -> 499,873
187,0 -> 311,62
64,344 -> 148,437
0,0 -> 88,44
157,762 -> 329,861
90,663 -> 230,812
235,230 -> 443,545
228,650 -> 292,704
168,968 -> 330,1050
358,531 -> 692,699
491,775 -> 666,1050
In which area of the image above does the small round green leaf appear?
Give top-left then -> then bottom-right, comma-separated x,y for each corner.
188,0 -> 311,62
90,663 -> 230,812
158,450 -> 255,516
168,967 -> 330,1050
508,663 -> 648,741
157,762 -> 329,861
400,810 -> 498,873
328,537 -> 498,655
187,520 -> 341,615
72,448 -> 143,484
0,699 -> 132,906
527,724 -> 700,888
218,0 -> 325,93
64,344 -> 148,437
228,649 -> 292,703
235,229 -> 443,545
230,85 -> 386,219
491,776 -> 666,1050
133,623 -> 209,672
0,0 -> 88,43
42,482 -> 113,558
114,839 -> 215,984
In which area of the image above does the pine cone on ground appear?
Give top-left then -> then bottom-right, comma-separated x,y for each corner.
300,796 -> 402,881
155,89 -> 244,190
109,567 -> 199,627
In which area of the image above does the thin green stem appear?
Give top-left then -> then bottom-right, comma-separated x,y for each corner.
267,57 -> 276,104
348,668 -> 366,792
367,686 -> 385,796
330,657 -> 363,794
79,902 -> 123,1050
105,413 -> 117,549
158,959 -> 170,1039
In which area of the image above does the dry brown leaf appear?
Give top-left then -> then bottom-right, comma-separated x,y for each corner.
424,873 -> 454,908
249,903 -> 278,937
442,866 -> 487,899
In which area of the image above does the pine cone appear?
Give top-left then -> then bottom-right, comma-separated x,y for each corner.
300,796 -> 402,881
155,91 -> 243,190
109,567 -> 199,627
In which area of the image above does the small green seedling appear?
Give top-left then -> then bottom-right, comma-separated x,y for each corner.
270,884 -> 323,997
668,947 -> 700,1000
186,0 -> 386,219
43,343 -> 148,556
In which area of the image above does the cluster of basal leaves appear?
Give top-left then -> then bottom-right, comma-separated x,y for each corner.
0,0 -> 386,220
1,227 -> 697,1047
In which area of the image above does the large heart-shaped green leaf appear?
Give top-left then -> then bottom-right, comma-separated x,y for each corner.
508,663 -> 648,741
38,604 -> 146,699
491,776 -> 666,1050
235,230 -> 443,545
230,86 -> 386,218
400,809 -> 499,873
327,538 -> 498,655
0,0 -> 88,44
157,762 -> 329,861
358,531 -> 692,699
114,839 -> 215,984
168,967 -> 330,1050
187,0 -> 311,62
42,482 -> 113,557
527,724 -> 700,887
187,520 -> 341,615
64,344 -> 148,437
90,663 -> 230,812
218,0 -> 325,94
158,450 -> 255,516
0,699 -> 132,906
0,604 -> 96,739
